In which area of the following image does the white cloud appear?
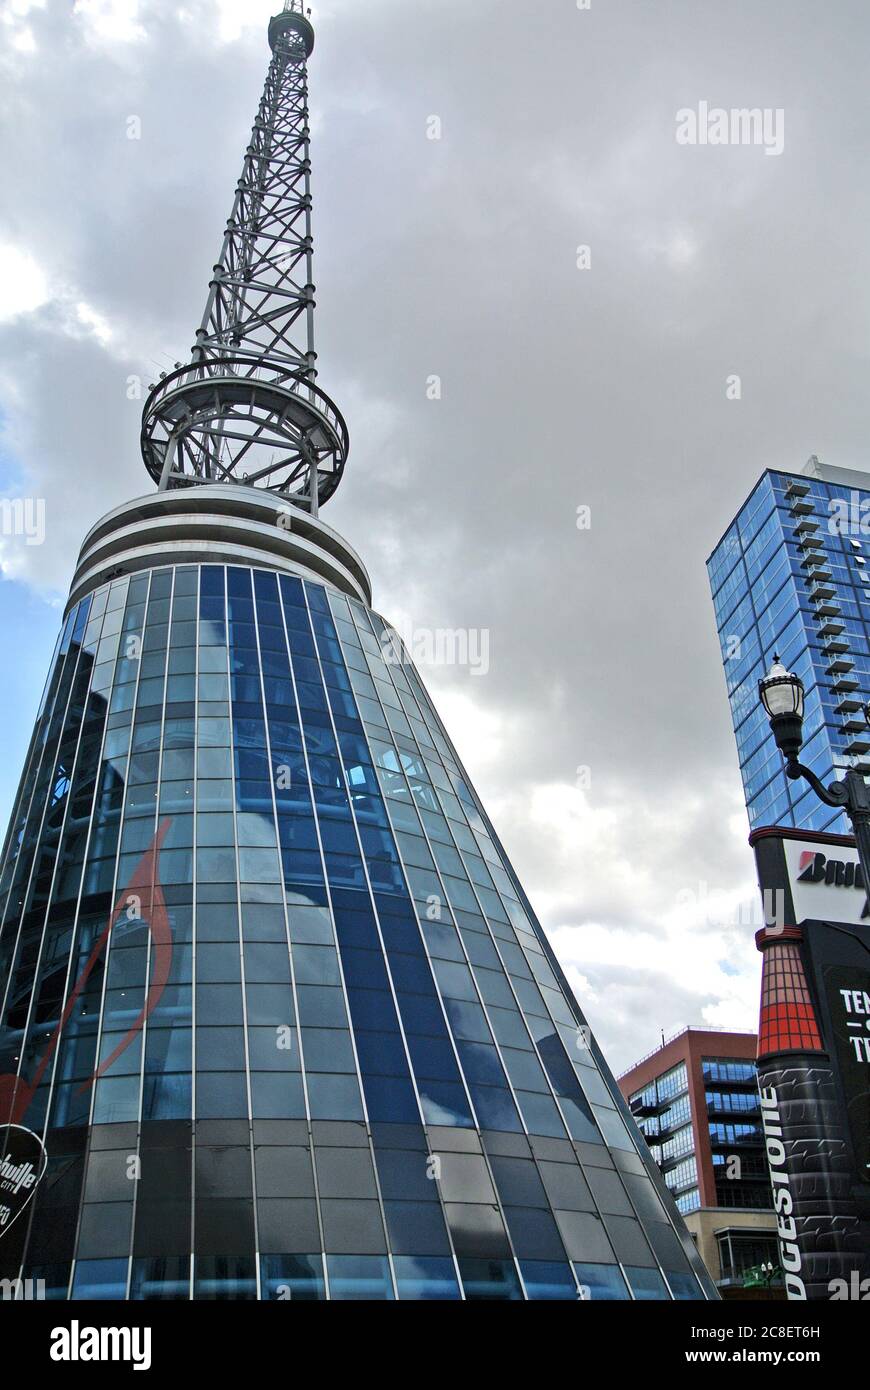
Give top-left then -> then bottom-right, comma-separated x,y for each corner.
423,687 -> 516,771
12,24 -> 35,50
663,230 -> 699,266
0,0 -> 45,21
72,0 -> 145,46
0,245 -> 50,321
0,245 -> 118,349
73,301 -> 115,346
210,0 -> 281,45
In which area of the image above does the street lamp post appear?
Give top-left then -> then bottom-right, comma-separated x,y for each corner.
742,1258 -> 781,1292
759,656 -> 870,893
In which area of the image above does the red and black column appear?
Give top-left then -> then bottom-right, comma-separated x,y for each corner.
755,925 -> 864,1300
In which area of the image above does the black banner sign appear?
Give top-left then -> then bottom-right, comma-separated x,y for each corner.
0,1123 -> 47,1241
822,964 -> 870,1186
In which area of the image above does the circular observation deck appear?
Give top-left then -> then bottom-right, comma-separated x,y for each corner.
66,485 -> 371,615
269,8 -> 314,57
140,360 -> 348,511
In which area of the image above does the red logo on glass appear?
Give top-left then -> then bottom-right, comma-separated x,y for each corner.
0,818 -> 174,1128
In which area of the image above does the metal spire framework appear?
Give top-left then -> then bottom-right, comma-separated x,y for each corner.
140,1 -> 347,514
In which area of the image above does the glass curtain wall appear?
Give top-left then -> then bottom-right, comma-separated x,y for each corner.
0,565 -> 711,1302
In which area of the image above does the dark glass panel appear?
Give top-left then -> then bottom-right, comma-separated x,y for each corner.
325,1254 -> 393,1301
193,1255 -> 257,1300
382,1201 -> 452,1257
260,1254 -> 325,1301
457,1257 -> 523,1302
520,1260 -> 576,1300
625,1265 -> 670,1300
130,1256 -> 190,1301
392,1255 -> 460,1301
70,1257 -> 128,1301
257,1199 -> 320,1254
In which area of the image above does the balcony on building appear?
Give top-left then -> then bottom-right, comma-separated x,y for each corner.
833,673 -> 861,693
789,499 -> 815,517
842,715 -> 869,732
846,736 -> 870,755
826,654 -> 855,675
837,694 -> 865,714
629,1095 -> 668,1120
800,578 -> 828,600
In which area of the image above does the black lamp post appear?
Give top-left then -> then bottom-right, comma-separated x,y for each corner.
759,1259 -> 781,1291
759,655 -> 870,891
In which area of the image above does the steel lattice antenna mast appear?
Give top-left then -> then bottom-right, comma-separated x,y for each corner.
140,1 -> 347,516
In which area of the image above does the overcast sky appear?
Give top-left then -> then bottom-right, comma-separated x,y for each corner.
2,0 -> 870,1073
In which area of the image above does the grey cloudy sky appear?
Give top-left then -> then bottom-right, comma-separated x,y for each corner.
2,0 -> 869,1072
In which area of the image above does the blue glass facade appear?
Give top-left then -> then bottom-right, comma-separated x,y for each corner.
708,466 -> 870,834
0,563 -> 712,1300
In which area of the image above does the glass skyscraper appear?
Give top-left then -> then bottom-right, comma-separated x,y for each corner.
0,4 -> 713,1301
708,457 -> 870,835
0,549 -> 712,1301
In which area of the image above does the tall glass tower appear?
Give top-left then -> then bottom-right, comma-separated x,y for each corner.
0,4 -> 712,1302
708,456 -> 870,836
